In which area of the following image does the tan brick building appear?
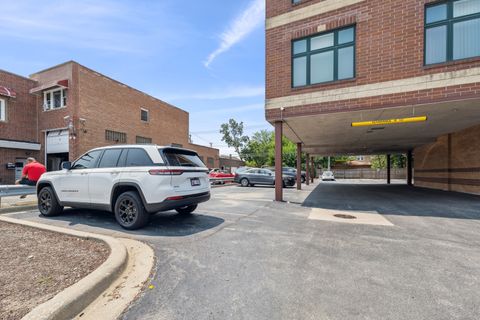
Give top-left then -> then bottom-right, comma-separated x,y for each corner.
266,0 -> 480,199
0,61 -> 219,184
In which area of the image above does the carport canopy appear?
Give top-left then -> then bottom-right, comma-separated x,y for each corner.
278,98 -> 480,156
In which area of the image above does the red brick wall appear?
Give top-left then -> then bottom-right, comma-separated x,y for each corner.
265,0 -> 480,120
414,124 -> 480,195
76,64 -> 190,157
188,143 -> 220,168
267,0 -> 317,18
1,61 -> 219,175
0,148 -> 40,184
0,70 -> 38,142
0,70 -> 40,184
32,62 -> 76,162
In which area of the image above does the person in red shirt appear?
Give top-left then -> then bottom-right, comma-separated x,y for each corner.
15,157 -> 46,186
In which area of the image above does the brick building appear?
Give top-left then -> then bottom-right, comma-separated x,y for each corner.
266,0 -> 480,199
219,155 -> 245,172
0,61 -> 219,184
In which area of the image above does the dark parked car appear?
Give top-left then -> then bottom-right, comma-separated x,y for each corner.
234,168 -> 296,188
264,167 -> 307,183
282,167 -> 307,183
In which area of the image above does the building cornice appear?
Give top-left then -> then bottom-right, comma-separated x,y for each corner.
266,67 -> 480,110
266,0 -> 365,30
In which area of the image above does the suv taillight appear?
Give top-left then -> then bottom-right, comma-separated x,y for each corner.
149,169 -> 184,175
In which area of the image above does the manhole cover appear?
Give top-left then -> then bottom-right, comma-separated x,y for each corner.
333,214 -> 357,219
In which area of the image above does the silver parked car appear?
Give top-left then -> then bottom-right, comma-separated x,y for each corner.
321,170 -> 335,181
234,168 -> 296,188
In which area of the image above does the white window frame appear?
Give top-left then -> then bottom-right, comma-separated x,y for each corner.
0,98 -> 5,121
140,108 -> 149,122
43,88 -> 67,111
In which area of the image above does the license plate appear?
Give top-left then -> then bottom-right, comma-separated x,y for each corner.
191,178 -> 201,186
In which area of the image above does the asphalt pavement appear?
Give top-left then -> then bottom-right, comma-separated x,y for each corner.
5,181 -> 480,320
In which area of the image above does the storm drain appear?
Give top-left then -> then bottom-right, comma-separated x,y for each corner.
333,214 -> 357,220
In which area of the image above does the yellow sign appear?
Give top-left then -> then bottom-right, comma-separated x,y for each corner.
351,116 -> 427,127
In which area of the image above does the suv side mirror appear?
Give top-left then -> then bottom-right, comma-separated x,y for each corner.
61,161 -> 72,170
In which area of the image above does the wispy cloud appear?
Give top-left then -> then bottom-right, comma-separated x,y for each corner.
162,85 -> 265,101
204,0 -> 264,67
0,1 -> 185,54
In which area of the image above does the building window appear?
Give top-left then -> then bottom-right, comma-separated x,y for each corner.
43,88 -> 67,111
105,130 -> 127,143
0,99 -> 5,121
141,108 -> 149,122
425,0 -> 480,65
292,26 -> 355,87
136,136 -> 152,144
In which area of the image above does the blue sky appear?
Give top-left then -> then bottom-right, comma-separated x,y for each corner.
0,0 -> 268,155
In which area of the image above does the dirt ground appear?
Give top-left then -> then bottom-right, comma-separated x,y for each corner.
0,221 -> 109,320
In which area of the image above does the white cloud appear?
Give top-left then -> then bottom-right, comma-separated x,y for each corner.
204,0 -> 265,67
0,1 -> 183,54
163,85 -> 265,101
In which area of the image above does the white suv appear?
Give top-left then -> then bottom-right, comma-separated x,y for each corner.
36,145 -> 211,230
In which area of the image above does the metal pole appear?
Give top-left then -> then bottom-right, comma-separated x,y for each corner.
275,121 -> 283,201
328,156 -> 331,171
296,143 -> 302,190
311,157 -> 315,183
387,154 -> 391,184
407,150 -> 413,186
306,153 -> 310,186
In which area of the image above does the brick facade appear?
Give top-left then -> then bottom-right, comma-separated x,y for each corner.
0,61 -> 219,184
266,0 -> 480,194
414,124 -> 480,195
266,0 -> 480,120
188,143 -> 220,169
0,70 -> 40,184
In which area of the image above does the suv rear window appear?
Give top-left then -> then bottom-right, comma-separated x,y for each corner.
98,149 -> 122,168
161,148 -> 205,167
125,148 -> 154,167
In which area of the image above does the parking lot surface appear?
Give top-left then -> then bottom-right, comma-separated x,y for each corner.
5,181 -> 480,320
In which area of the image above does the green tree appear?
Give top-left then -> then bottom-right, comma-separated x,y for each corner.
371,154 -> 407,169
243,130 -> 273,167
220,119 -> 249,161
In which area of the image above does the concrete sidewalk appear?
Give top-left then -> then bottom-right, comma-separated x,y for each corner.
0,194 -> 37,210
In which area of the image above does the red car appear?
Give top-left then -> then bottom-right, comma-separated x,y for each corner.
209,169 -> 235,184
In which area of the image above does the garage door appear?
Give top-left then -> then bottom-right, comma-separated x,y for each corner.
47,130 -> 69,154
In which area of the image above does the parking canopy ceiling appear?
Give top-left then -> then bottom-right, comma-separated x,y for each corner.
280,98 -> 480,155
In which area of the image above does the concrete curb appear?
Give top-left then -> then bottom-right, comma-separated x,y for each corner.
0,216 -> 128,320
0,205 -> 37,214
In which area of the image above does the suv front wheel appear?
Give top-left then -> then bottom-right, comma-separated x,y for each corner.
175,204 -> 198,214
38,186 -> 64,217
114,191 -> 149,230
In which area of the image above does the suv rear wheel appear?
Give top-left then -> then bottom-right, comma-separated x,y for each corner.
175,204 -> 198,214
114,191 -> 149,230
38,186 -> 64,216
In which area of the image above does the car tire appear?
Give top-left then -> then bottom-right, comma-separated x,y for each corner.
38,186 -> 64,217
175,204 -> 198,214
282,181 -> 286,188
114,191 -> 149,230
301,176 -> 305,183
240,178 -> 250,187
